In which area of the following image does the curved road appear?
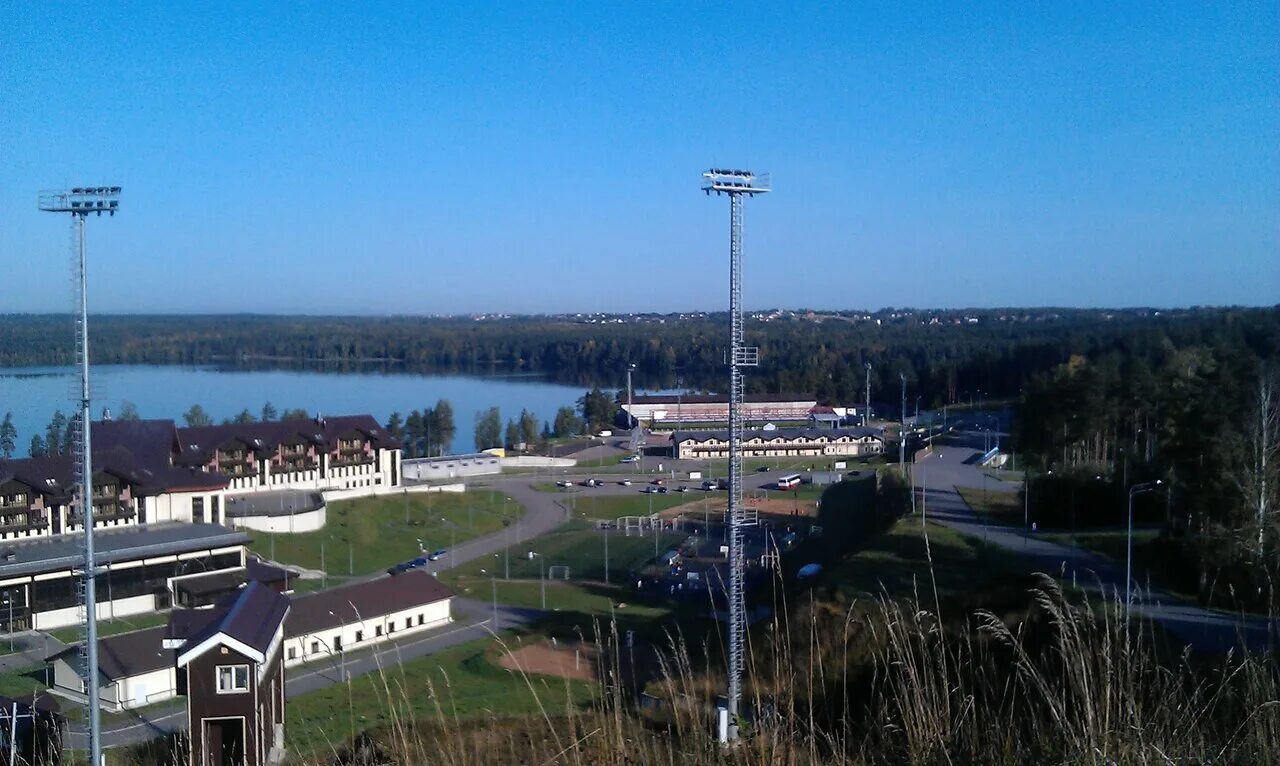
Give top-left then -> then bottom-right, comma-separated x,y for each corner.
916,432 -> 1278,654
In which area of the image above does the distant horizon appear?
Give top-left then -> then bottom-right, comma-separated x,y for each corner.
2,303 -> 1277,321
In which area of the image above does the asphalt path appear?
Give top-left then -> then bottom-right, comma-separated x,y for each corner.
915,433 -> 1278,653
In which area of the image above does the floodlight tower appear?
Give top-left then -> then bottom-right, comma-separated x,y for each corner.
701,168 -> 769,743
39,186 -> 119,766
864,363 -> 872,427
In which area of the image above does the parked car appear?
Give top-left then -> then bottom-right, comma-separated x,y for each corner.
676,485 -> 689,492
556,480 -> 573,488
620,455 -> 639,464
643,485 -> 659,494
427,549 -> 448,561
657,486 -> 669,494
701,480 -> 717,491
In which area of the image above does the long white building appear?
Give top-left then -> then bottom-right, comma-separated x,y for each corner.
672,427 -> 886,460
47,570 -> 454,711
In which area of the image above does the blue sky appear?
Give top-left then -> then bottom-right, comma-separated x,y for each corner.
2,2 -> 1276,314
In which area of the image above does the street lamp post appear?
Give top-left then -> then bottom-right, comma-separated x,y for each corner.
327,610 -> 346,681
441,518 -> 456,568
480,568 -> 498,628
1126,480 -> 1163,613
530,552 -> 546,610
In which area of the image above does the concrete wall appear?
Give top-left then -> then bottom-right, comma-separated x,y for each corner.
229,505 -> 327,534
499,456 -> 577,468
117,666 -> 177,710
322,482 -> 465,503
403,454 -> 501,481
33,593 -> 158,631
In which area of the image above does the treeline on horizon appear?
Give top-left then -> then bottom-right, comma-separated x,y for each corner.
1,308 -> 1277,408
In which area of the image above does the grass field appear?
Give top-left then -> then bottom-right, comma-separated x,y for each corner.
443,520 -> 684,583
823,517 -> 1035,602
247,490 -> 513,576
285,635 -> 596,758
574,491 -> 691,519
0,665 -> 44,698
955,484 -> 1024,526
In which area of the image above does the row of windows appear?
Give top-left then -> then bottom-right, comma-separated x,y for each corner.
285,613 -> 433,661
28,552 -> 242,611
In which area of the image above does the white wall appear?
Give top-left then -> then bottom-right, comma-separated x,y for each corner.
283,598 -> 452,668
116,666 -> 177,710
229,505 -> 327,534
499,456 -> 577,468
34,593 -> 158,631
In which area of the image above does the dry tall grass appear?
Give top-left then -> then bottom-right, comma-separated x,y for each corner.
220,573 -> 1276,766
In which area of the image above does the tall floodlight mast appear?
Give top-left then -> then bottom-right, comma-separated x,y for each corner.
701,168 -> 769,743
39,186 -> 120,766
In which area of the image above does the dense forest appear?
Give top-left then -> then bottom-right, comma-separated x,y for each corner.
1012,309 -> 1279,610
4,308 -> 1275,411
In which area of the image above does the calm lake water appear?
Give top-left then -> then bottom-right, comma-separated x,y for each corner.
0,365 -> 588,457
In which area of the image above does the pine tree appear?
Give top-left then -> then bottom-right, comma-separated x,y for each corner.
0,412 -> 16,459
183,404 -> 213,427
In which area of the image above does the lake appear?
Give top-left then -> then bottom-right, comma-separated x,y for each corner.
0,364 -> 589,457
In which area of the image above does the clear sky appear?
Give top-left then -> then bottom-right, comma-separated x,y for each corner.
2,2 -> 1276,314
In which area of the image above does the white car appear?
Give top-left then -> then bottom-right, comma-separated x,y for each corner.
619,479 -> 632,486
427,549 -> 448,561
556,480 -> 573,488
620,455 -> 639,464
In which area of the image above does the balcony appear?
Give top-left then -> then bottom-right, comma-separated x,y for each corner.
280,459 -> 319,474
0,514 -> 47,534
329,455 -> 373,469
70,501 -> 136,525
338,443 -> 367,456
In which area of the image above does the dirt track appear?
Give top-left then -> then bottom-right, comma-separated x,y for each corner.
499,641 -> 600,681
658,494 -> 819,519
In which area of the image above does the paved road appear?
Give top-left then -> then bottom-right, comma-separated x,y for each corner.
69,598 -> 536,749
915,433 -> 1279,654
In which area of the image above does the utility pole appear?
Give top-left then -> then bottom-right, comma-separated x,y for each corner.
40,186 -> 120,766
899,373 -> 907,475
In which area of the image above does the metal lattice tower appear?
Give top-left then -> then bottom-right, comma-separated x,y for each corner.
39,186 -> 119,766
701,168 -> 769,743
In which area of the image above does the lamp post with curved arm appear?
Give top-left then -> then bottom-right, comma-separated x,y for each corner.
1126,480 -> 1163,613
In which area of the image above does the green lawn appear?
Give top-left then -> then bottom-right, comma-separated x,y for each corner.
284,635 -> 596,757
449,579 -> 668,617
0,665 -> 44,698
248,490 -> 515,576
48,610 -> 171,644
575,492 -> 691,520
444,520 -> 685,583
955,484 -> 1024,526
824,518 -> 1036,602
